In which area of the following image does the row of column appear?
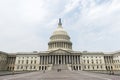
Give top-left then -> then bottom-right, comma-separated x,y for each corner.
49,42 -> 72,49
39,55 -> 81,65
104,56 -> 113,64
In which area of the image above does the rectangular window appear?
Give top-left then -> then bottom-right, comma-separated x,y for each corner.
34,66 -> 36,69
34,60 -> 36,64
31,60 -> 33,64
26,60 -> 28,64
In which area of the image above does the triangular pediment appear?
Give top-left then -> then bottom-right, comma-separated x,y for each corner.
49,49 -> 71,55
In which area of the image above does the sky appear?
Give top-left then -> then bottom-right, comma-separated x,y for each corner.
0,0 -> 120,53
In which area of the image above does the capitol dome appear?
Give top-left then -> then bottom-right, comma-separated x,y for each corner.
48,18 -> 72,51
52,25 -> 68,35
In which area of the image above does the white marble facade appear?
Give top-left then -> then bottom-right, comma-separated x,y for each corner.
0,19 -> 120,71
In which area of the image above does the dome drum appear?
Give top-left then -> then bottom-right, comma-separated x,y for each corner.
48,41 -> 72,50
50,35 -> 70,40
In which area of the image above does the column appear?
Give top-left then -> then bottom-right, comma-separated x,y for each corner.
78,55 -> 80,64
65,55 -> 67,64
76,56 -> 77,64
45,56 -> 46,64
51,55 -> 53,64
49,56 -> 50,64
45,56 -> 47,64
69,55 -> 71,64
66,43 -> 67,48
72,55 -> 74,64
41,56 -> 43,65
49,55 -> 51,64
74,56 -> 76,64
64,55 -> 66,64
53,43 -> 54,48
61,55 -> 62,64
58,55 -> 59,64
63,55 -> 64,64
74,56 -> 75,64
56,55 -> 58,64
62,42 -> 63,48
55,55 -> 56,64
44,56 -> 45,65
75,55 -> 77,64
66,55 -> 68,64
59,42 -> 61,48
47,56 -> 48,64
55,43 -> 56,47
40,56 -> 41,64
77,55 -> 79,64
43,56 -> 44,65
64,43 -> 66,48
52,55 -> 54,64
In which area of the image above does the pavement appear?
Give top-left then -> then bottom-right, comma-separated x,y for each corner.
87,70 -> 120,76
0,70 -> 120,80
0,71 -> 33,76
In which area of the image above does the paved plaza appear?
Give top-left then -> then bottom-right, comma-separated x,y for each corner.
0,70 -> 120,80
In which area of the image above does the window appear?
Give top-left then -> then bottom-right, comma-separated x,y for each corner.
91,60 -> 94,64
93,66 -> 94,69
88,65 -> 90,69
26,66 -> 28,69
31,60 -> 33,64
21,66 -> 23,69
97,66 -> 99,69
26,60 -> 28,64
34,60 -> 36,64
87,60 -> 89,63
34,66 -> 36,69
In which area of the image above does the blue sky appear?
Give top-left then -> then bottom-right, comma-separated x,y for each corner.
0,0 -> 120,53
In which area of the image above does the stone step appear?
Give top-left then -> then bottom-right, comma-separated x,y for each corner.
52,64 -> 68,70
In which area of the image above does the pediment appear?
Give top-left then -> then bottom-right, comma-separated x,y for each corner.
49,49 -> 71,55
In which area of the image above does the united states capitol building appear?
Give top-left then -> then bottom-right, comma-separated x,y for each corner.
0,19 -> 120,72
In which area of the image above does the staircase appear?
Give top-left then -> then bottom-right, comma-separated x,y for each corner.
52,64 -> 68,70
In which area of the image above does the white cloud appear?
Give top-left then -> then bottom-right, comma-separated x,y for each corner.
0,0 -> 120,53
69,0 -> 120,52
